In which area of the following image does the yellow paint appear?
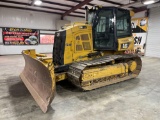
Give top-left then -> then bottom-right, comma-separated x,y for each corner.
63,23 -> 94,64
63,22 -> 135,64
128,61 -> 137,72
36,53 -> 47,57
22,49 -> 55,91
22,49 -> 68,88
117,37 -> 134,51
55,72 -> 67,82
82,63 -> 128,81
130,10 -> 135,17
22,20 -> 135,84
23,49 -> 37,58
132,17 -> 148,32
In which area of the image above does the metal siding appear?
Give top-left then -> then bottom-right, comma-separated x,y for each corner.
0,7 -> 83,55
146,7 -> 160,57
0,28 -> 2,43
0,7 -> 59,29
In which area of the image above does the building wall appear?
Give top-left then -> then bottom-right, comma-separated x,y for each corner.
0,7 -> 146,55
145,7 -> 160,57
132,11 -> 146,19
0,7 -> 84,55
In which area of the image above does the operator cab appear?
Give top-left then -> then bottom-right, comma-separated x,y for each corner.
86,6 -> 132,50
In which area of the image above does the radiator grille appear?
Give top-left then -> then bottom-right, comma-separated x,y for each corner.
81,34 -> 89,40
76,45 -> 83,51
83,42 -> 91,50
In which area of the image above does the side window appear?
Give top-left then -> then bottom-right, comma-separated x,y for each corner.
116,9 -> 131,38
117,17 -> 128,31
96,17 -> 106,32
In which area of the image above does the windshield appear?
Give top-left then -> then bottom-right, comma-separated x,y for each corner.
116,9 -> 131,38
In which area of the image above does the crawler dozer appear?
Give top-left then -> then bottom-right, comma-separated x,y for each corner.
20,6 -> 142,113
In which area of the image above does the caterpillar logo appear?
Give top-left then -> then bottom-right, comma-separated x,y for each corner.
121,43 -> 130,49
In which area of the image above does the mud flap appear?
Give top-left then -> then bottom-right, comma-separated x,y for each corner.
20,51 -> 55,113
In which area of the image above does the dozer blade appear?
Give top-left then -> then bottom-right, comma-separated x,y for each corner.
20,50 -> 55,113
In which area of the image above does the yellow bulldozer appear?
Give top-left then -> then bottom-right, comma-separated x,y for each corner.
20,6 -> 142,113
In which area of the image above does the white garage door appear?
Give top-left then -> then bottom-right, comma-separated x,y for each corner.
145,7 -> 160,57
